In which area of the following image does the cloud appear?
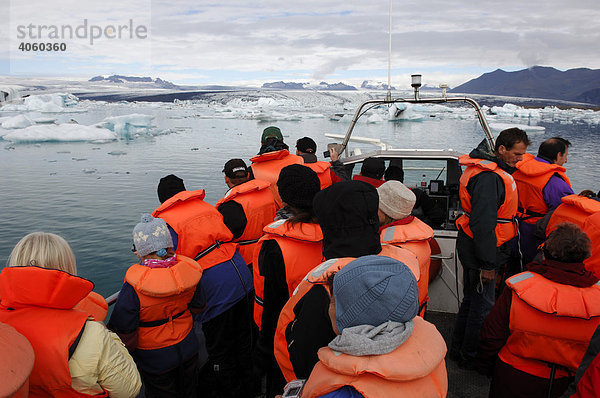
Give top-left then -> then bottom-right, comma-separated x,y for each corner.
6,0 -> 600,85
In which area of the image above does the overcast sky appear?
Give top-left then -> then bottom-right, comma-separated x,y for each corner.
2,0 -> 599,88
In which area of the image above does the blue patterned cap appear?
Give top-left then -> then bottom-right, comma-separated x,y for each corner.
132,213 -> 173,257
333,255 -> 418,331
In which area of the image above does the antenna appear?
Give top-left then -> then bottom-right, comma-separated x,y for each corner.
386,0 -> 392,101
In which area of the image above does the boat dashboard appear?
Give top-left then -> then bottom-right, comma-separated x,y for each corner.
340,148 -> 464,231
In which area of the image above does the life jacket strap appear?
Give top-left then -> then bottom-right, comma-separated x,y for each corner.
464,212 -> 514,224
194,240 -> 230,261
238,238 -> 260,246
139,309 -> 187,328
517,206 -> 546,220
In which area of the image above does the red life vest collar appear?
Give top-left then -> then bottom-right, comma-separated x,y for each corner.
263,219 -> 323,243
126,255 -> 202,297
153,189 -> 206,215
506,271 -> 600,319
250,149 -> 291,163
0,266 -> 92,310
216,179 -> 271,206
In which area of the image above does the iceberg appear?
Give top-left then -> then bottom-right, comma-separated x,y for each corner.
1,124 -> 116,143
97,114 -> 155,137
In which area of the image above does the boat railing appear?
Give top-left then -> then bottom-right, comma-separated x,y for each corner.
339,95 -> 495,157
106,292 -> 119,306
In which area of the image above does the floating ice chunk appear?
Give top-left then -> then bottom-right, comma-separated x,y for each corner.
489,123 -> 545,135
2,114 -> 34,129
366,114 -> 384,123
1,93 -> 79,113
1,124 -> 117,143
107,150 -> 127,156
490,103 -> 541,119
97,114 -> 155,137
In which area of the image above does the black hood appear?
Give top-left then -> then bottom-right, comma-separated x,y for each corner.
313,180 -> 382,260
469,139 -> 516,174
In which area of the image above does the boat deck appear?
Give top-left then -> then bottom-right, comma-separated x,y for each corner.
426,311 -> 490,398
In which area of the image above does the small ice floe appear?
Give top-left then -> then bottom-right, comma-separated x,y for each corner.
489,123 -> 546,135
31,117 -> 56,124
1,114 -> 34,129
107,150 -> 127,156
4,145 -> 15,150
1,124 -> 117,143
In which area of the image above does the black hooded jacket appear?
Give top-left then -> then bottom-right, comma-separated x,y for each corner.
286,181 -> 383,379
457,139 -> 517,270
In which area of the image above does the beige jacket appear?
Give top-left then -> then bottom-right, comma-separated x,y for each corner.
68,320 -> 141,398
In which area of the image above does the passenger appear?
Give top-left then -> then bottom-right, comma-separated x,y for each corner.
152,174 -> 254,398
384,163 -> 445,228
377,180 -> 434,312
513,137 -> 574,264
450,128 -> 530,368
109,214 -> 202,397
300,256 -> 448,398
253,164 -> 324,398
250,126 -> 303,206
216,158 -> 278,269
274,180 -> 421,383
0,232 -> 141,397
539,193 -> 600,237
352,157 -> 385,188
563,324 -> 600,397
477,223 -> 600,398
295,136 -> 350,188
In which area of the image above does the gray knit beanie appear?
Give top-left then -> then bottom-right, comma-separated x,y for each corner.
377,180 -> 416,220
333,255 -> 418,331
132,213 -> 173,256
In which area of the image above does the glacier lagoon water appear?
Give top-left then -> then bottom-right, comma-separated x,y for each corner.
0,90 -> 599,297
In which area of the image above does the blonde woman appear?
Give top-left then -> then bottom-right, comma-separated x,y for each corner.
0,232 -> 141,398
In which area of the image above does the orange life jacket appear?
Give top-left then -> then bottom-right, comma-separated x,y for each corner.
498,271 -> 600,379
216,179 -> 278,266
303,161 -> 333,190
513,153 -> 571,224
0,322 -> 34,398
125,255 -> 202,350
456,155 -> 518,246
250,149 -> 304,207
583,212 -> 600,279
0,266 -> 108,398
74,291 -> 108,322
546,194 -> 600,236
380,218 -> 434,309
274,246 -> 420,382
152,190 -> 237,270
252,219 -> 324,329
302,316 -> 448,398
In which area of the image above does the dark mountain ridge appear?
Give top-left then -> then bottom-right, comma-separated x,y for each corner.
451,66 -> 600,105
